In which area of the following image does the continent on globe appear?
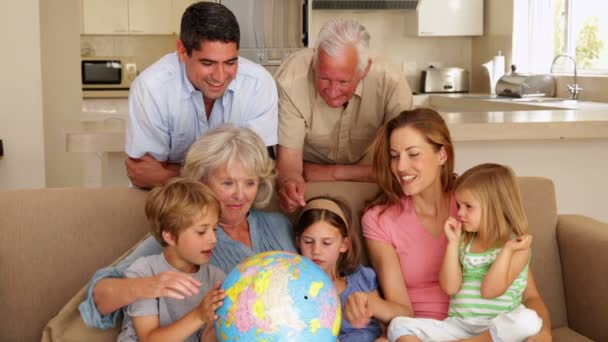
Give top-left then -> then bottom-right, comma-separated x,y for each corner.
215,251 -> 341,341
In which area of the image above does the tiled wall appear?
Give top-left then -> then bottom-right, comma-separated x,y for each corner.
310,10 -> 473,94
81,35 -> 177,73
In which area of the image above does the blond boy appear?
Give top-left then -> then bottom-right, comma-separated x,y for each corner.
118,178 -> 226,342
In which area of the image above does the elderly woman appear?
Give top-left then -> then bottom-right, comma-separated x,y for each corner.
79,125 -> 296,329
344,109 -> 552,342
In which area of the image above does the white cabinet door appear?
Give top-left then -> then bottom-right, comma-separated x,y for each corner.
129,0 -> 173,34
405,0 -> 483,36
171,0 -> 217,36
171,0 -> 196,35
82,0 -> 129,34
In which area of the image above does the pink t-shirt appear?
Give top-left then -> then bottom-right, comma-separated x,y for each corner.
362,196 -> 457,320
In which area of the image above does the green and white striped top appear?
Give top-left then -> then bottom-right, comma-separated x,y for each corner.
448,235 -> 529,320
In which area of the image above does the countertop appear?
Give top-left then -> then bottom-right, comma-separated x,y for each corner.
414,94 -> 608,141
66,98 -> 127,152
66,95 -> 608,152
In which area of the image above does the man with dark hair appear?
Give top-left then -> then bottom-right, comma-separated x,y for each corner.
126,2 -> 278,189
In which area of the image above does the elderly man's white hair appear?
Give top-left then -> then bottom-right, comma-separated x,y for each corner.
313,18 -> 371,73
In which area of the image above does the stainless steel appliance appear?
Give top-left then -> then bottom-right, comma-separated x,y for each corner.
495,73 -> 556,98
220,0 -> 308,74
421,66 -> 469,93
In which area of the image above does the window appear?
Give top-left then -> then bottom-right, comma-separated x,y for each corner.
513,0 -> 608,75
553,0 -> 608,73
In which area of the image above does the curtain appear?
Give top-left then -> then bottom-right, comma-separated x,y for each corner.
528,0 -> 555,73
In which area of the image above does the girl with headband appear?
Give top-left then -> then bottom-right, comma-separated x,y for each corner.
295,196 -> 409,342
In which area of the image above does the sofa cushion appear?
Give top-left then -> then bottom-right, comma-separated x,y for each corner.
0,187 -> 149,342
518,177 -> 567,329
551,326 -> 593,342
41,234 -> 152,342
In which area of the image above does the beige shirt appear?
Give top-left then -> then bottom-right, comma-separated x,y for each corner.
276,48 -> 413,165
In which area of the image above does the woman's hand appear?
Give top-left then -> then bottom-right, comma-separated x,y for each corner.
444,217 -> 462,243
196,282 -> 226,325
343,292 -> 373,329
94,270 -> 202,315
140,270 -> 202,300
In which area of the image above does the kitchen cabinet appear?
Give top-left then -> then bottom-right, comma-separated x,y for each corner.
403,0 -> 483,36
82,0 -> 173,34
171,0 -> 217,35
129,0 -> 172,34
82,0 -> 129,34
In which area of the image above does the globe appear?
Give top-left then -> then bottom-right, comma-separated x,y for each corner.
215,251 -> 341,341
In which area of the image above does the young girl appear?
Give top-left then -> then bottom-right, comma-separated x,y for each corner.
295,196 -> 408,342
388,163 -> 543,342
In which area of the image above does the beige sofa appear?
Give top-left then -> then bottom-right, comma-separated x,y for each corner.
0,178 -> 606,342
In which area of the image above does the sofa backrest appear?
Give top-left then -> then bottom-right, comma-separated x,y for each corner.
0,187 -> 149,342
0,177 -> 569,341
517,177 -> 568,328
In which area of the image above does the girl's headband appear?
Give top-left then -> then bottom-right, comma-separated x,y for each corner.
299,198 -> 348,226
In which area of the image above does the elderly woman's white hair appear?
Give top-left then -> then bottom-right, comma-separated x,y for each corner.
181,125 -> 276,208
313,18 -> 371,73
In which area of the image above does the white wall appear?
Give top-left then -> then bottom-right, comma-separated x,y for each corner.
456,139 -> 608,223
41,0 -> 90,188
0,0 -> 46,189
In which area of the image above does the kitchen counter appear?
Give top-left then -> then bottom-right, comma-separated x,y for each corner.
66,98 -> 127,152
442,110 -> 608,141
66,94 -> 608,152
413,94 -> 608,141
66,125 -> 124,152
65,94 -> 608,222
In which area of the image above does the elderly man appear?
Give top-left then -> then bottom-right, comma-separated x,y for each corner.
276,18 -> 413,212
125,2 -> 277,188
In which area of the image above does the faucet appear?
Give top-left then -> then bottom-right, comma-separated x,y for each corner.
550,54 -> 582,100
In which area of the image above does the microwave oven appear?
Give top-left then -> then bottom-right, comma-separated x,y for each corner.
81,56 -> 137,91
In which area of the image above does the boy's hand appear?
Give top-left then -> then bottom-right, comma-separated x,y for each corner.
197,281 -> 226,325
343,292 -> 372,329
444,217 -> 462,243
505,234 -> 533,252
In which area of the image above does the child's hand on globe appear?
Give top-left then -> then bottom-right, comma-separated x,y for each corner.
197,281 -> 226,324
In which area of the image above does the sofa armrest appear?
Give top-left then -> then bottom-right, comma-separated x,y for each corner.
557,214 -> 608,342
